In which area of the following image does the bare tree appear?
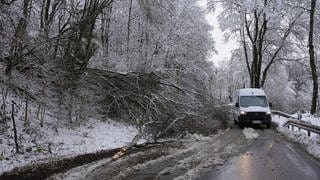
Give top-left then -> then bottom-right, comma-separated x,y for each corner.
11,101 -> 19,153
100,3 -> 113,61
40,0 -> 64,37
309,0 -> 318,114
126,0 -> 133,68
5,0 -> 32,75
208,0 -> 303,88
63,0 -> 113,70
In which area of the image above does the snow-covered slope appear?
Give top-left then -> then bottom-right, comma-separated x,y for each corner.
0,117 -> 137,174
272,115 -> 320,159
0,76 -> 140,174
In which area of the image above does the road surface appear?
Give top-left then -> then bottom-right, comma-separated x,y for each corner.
49,126 -> 320,180
198,128 -> 320,180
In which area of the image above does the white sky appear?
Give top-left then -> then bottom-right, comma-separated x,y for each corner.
198,0 -> 238,66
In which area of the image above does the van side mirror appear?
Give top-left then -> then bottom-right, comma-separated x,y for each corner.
269,102 -> 272,107
235,103 -> 239,108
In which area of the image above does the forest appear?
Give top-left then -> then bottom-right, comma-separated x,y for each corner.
0,0 -> 220,157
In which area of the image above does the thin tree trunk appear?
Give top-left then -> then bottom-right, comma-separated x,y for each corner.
11,102 -> 19,153
69,92 -> 73,124
101,4 -> 112,63
126,0 -> 133,70
244,13 -> 256,88
24,97 -> 28,127
40,108 -> 45,127
137,19 -> 144,71
252,10 -> 260,88
143,20 -> 149,72
241,24 -> 251,76
309,0 -> 318,114
37,104 -> 41,119
6,0 -> 31,75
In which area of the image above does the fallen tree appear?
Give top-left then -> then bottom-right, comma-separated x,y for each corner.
0,140 -> 181,180
0,66 -> 227,169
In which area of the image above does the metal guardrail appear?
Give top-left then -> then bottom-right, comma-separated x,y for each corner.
271,110 -> 298,119
283,119 -> 320,136
272,110 -> 320,136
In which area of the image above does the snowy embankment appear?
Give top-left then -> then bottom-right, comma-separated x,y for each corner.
0,117 -> 137,174
272,114 -> 320,159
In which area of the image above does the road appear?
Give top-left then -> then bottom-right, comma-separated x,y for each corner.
49,126 -> 320,180
198,127 -> 320,180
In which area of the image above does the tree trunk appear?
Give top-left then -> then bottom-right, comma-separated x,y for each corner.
126,0 -> 133,70
68,92 -> 74,124
101,3 -> 113,64
24,97 -> 29,127
11,102 -> 19,153
143,20 -> 149,72
138,20 -> 144,68
240,23 -> 251,77
251,45 -> 259,88
309,0 -> 318,114
40,108 -> 45,127
5,0 -> 31,75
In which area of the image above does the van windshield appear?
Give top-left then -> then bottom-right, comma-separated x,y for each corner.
240,96 -> 268,107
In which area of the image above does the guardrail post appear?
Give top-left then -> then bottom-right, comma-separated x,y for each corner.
281,114 -> 320,137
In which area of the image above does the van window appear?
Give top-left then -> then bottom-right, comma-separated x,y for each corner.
240,96 -> 268,107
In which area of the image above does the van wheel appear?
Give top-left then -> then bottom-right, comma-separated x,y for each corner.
266,123 -> 271,129
239,123 -> 244,129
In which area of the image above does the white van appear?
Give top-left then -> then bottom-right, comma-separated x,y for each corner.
232,88 -> 272,128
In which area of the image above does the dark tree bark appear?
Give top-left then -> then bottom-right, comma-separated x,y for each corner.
126,0 -> 133,69
244,11 -> 261,88
101,3 -> 113,60
241,0 -> 300,89
24,97 -> 29,127
143,20 -> 150,72
5,0 -> 31,75
11,102 -> 19,153
240,22 -> 251,77
40,0 -> 64,39
63,0 -> 113,70
309,0 -> 318,114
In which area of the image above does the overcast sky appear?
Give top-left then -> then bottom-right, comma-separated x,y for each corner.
198,0 -> 238,66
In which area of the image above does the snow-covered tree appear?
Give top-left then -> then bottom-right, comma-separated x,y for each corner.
208,0 -> 305,88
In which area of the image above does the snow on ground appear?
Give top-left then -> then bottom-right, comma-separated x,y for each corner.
272,114 -> 287,126
49,132 -> 216,180
0,118 -> 137,174
47,118 -> 137,155
301,113 -> 320,126
0,83 -> 138,174
272,114 -> 320,159
183,133 -> 210,141
242,128 -> 259,139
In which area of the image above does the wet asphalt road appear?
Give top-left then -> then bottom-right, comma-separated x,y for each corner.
199,128 -> 320,180
49,126 -> 320,180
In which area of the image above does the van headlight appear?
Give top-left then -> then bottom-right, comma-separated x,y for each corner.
266,111 -> 271,115
240,111 -> 246,115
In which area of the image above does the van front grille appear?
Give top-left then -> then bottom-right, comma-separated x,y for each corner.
246,112 -> 265,120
